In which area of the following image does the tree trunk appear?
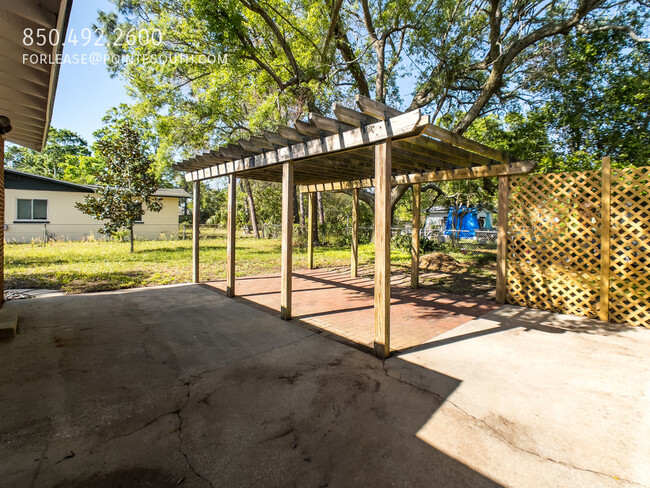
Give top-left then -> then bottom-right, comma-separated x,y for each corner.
242,179 -> 259,238
316,192 -> 325,243
130,224 -> 134,253
293,186 -> 300,224
298,188 -> 306,228
317,192 -> 325,225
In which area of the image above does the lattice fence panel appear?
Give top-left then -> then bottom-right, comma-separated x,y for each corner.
507,171 -> 602,318
609,168 -> 650,326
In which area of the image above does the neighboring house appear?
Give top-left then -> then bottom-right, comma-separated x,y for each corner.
425,205 -> 494,231
4,169 -> 191,243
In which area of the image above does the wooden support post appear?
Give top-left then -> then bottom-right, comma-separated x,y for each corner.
411,183 -> 421,289
374,141 -> 391,359
496,176 -> 509,304
351,188 -> 359,278
599,156 -> 612,322
307,192 -> 316,269
226,174 -> 236,297
281,162 -> 294,320
192,181 -> 200,283
0,134 -> 5,306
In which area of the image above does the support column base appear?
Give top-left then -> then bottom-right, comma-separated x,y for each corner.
374,341 -> 390,359
280,307 -> 291,321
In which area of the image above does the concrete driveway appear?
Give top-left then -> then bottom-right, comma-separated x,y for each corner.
0,285 -> 648,487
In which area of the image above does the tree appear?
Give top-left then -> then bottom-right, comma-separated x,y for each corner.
241,179 -> 260,238
530,29 -> 650,169
96,0 -> 649,212
5,127 -> 94,181
76,122 -> 162,252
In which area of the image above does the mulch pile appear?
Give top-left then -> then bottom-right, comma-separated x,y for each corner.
419,252 -> 462,272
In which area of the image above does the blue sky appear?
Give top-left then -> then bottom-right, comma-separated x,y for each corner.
50,0 -> 131,144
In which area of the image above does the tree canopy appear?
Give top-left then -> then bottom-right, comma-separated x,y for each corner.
5,128 -> 100,183
98,0 -> 649,148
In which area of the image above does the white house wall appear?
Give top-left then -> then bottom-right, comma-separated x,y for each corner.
5,189 -> 181,242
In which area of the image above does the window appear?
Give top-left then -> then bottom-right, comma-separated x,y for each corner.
135,203 -> 144,223
16,199 -> 48,221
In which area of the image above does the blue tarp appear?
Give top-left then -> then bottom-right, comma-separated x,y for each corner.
444,206 -> 480,238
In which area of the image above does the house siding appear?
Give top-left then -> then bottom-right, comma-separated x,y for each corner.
5,189 -> 181,242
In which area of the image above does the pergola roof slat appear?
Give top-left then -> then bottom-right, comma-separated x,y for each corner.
185,110 -> 431,182
294,120 -> 323,138
276,125 -> 307,143
356,94 -> 512,163
173,95 -> 522,187
263,130 -> 291,146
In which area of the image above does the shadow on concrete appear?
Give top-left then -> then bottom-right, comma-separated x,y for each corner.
0,286 -> 504,487
397,304 -> 634,356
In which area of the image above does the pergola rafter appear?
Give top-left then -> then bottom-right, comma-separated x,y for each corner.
173,96 -> 536,358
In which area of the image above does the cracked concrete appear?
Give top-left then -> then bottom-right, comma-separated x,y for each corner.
388,305 -> 650,487
0,284 -> 648,487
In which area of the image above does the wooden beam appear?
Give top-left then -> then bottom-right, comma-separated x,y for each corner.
336,102 -> 496,167
226,174 -> 236,297
281,162 -> 294,320
351,188 -> 359,278
496,176 -> 509,304
0,135 -> 5,306
374,141 -> 391,359
294,120 -> 323,138
394,138 -> 475,168
238,139 -> 260,152
333,103 -> 378,128
192,181 -> 200,283
276,125 -> 306,142
263,130 -> 291,146
185,110 -> 430,181
356,94 -> 512,163
249,135 -> 275,150
411,184 -> 421,289
298,161 -> 537,192
309,112 -> 355,134
599,156 -> 612,322
308,192 -> 316,270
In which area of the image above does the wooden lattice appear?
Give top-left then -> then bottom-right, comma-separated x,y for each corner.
507,165 -> 650,327
609,168 -> 650,326
507,171 -> 602,318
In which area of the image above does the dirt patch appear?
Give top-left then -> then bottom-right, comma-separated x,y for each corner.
420,253 -> 462,272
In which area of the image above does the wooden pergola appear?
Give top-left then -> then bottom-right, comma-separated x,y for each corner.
174,95 -> 536,358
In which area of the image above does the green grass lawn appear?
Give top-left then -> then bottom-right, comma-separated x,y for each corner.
6,232 -> 497,297
5,233 -> 413,294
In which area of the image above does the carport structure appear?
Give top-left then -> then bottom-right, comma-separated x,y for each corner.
174,95 -> 535,358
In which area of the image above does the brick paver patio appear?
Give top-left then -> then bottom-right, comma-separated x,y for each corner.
205,268 -> 499,352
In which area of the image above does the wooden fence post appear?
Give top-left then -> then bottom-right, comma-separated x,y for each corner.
374,141 -> 391,359
307,192 -> 315,269
0,133 -> 5,306
226,174 -> 236,297
281,162 -> 294,320
351,188 -> 359,278
192,181 -> 200,283
496,176 -> 509,304
599,156 -> 612,322
411,183 -> 421,289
